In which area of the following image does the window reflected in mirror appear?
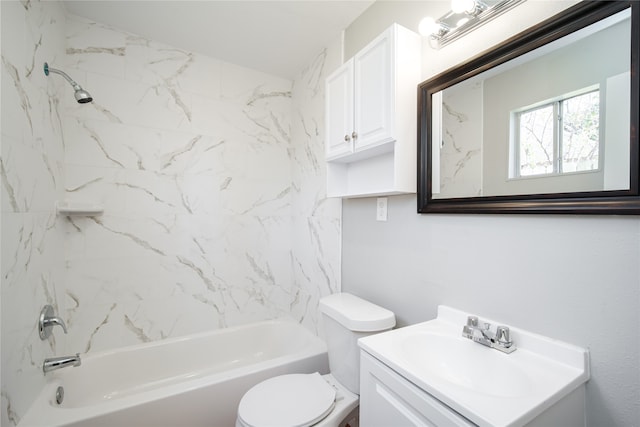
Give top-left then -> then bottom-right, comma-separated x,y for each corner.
513,88 -> 600,178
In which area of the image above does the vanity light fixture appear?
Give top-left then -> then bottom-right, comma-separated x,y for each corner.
419,0 -> 525,49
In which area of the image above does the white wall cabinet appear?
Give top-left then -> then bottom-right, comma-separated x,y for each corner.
325,23 -> 420,198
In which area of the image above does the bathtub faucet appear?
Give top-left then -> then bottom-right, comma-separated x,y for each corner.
43,354 -> 81,374
39,305 -> 68,340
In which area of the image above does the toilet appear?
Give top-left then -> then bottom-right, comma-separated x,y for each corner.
236,293 -> 395,427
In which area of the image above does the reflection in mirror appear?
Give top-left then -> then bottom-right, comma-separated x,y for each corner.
418,1 -> 640,214
432,8 -> 630,199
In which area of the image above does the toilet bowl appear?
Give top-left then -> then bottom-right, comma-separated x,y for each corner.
236,293 -> 395,427
236,373 -> 358,427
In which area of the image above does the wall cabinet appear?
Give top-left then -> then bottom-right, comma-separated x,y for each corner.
325,24 -> 420,198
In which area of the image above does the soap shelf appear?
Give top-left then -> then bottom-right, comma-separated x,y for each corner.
56,201 -> 104,217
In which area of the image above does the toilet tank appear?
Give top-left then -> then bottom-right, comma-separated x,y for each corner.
319,293 -> 395,394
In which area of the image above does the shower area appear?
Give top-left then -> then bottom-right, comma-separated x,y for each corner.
0,2 -> 342,425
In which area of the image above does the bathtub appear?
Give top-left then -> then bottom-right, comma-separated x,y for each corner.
18,319 -> 329,427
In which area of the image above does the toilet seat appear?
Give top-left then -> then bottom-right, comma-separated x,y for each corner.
237,373 -> 336,427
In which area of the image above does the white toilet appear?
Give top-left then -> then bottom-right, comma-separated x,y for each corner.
236,293 -> 395,427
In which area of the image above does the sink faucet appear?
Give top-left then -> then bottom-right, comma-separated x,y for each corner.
43,354 -> 81,373
462,316 -> 516,354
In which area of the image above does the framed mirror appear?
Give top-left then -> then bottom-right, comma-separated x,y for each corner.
417,1 -> 639,214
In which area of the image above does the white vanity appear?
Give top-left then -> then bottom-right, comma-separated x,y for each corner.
358,306 -> 590,426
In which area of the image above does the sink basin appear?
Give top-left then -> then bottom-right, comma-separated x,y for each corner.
358,305 -> 590,427
401,332 -> 533,398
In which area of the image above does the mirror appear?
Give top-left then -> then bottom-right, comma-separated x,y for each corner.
418,1 -> 639,214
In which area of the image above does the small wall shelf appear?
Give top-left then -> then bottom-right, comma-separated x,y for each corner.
56,201 -> 104,217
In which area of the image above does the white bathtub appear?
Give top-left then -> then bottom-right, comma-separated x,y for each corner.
18,319 -> 329,427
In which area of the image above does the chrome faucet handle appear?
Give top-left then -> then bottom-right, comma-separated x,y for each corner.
39,305 -> 68,340
495,325 -> 512,345
466,316 -> 478,327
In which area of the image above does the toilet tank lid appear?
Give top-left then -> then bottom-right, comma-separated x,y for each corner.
319,293 -> 395,332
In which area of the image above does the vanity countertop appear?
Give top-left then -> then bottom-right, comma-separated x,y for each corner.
358,306 -> 590,427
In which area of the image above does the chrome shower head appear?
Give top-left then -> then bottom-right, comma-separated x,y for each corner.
44,62 -> 93,104
74,88 -> 93,104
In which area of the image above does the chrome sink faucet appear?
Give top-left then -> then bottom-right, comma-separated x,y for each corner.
43,354 -> 81,373
462,316 -> 516,354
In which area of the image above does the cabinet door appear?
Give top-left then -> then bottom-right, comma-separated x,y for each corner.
360,352 -> 475,427
325,59 -> 354,159
353,27 -> 394,151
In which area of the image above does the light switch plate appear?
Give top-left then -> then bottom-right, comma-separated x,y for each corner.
376,197 -> 388,221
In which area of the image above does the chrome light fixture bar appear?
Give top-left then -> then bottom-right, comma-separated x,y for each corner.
420,0 -> 526,49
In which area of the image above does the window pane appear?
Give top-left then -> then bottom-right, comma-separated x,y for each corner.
562,91 -> 599,172
519,105 -> 554,176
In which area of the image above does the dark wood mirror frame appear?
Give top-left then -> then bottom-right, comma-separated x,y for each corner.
417,1 -> 639,214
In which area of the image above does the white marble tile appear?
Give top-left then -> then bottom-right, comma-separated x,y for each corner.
439,80 -> 483,197
1,59 -> 31,142
289,47 -> 342,332
1,2 -> 28,68
4,13 -> 343,426
2,3 -> 71,425
175,53 -> 222,100
1,212 -> 65,423
64,15 -> 127,79
124,35 -> 194,86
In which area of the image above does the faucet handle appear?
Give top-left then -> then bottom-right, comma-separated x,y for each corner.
466,316 -> 478,327
496,325 -> 512,345
39,305 -> 68,340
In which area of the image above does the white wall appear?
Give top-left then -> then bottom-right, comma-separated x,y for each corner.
343,196 -> 639,426
341,1 -> 640,426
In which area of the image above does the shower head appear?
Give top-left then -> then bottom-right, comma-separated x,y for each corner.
44,62 -> 93,104
73,88 -> 93,104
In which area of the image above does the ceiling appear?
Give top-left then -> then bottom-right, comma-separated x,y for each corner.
62,1 -> 375,79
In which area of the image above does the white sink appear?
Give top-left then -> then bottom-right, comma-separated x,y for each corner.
401,331 -> 534,398
359,306 -> 590,427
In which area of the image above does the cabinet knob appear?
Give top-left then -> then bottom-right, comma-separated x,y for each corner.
344,134 -> 351,142
352,131 -> 358,140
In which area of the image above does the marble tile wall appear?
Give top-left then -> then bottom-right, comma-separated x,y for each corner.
1,6 -> 341,426
61,13 -> 341,354
438,80 -> 483,198
290,46 -> 342,334
1,1 -> 68,425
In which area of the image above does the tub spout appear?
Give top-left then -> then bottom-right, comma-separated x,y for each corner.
43,354 -> 81,374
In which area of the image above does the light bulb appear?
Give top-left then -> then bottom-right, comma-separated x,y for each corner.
451,0 -> 476,14
418,16 -> 439,36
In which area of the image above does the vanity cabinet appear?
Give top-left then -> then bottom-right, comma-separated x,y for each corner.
359,306 -> 589,427
360,352 -> 474,427
325,23 -> 420,197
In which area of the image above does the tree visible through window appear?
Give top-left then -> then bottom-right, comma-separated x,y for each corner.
514,89 -> 600,177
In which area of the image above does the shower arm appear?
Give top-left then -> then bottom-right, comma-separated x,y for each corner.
43,63 -> 82,91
